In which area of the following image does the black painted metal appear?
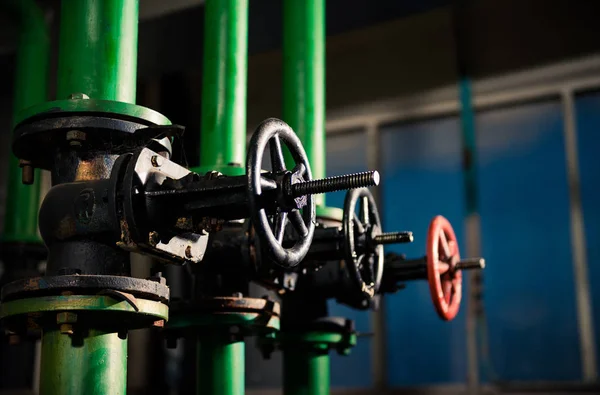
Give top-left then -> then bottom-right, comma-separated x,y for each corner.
342,188 -> 384,300
247,118 -> 316,269
13,113 -> 183,171
1,275 -> 170,303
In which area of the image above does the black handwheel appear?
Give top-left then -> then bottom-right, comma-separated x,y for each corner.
247,118 -> 316,268
343,188 -> 384,300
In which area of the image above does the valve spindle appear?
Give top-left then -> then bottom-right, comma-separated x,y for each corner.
373,231 -> 413,245
455,257 -> 485,271
291,171 -> 379,197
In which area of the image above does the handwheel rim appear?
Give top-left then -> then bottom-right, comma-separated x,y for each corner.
247,118 -> 316,268
426,215 -> 462,321
343,188 -> 384,299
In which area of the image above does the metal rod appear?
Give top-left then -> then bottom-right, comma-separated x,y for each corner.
2,0 -> 49,243
283,348 -> 329,395
39,329 -> 127,395
198,0 -> 248,175
283,0 -> 326,206
562,89 -> 598,381
291,170 -> 379,197
373,231 -> 413,245
56,0 -> 139,102
197,334 -> 244,395
456,258 -> 485,271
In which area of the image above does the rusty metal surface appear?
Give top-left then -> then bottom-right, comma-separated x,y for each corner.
1,275 -> 170,303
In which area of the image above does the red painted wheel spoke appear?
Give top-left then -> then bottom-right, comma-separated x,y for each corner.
438,230 -> 451,260
437,261 -> 450,274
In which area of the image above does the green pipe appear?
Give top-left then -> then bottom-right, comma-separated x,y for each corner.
198,0 -> 248,176
40,2 -> 140,393
56,0 -> 138,102
197,333 -> 244,395
39,329 -> 127,395
2,0 -> 49,243
283,0 -> 326,206
283,347 -> 330,395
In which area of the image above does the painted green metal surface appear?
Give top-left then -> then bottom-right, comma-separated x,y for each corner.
198,0 -> 248,176
283,348 -> 330,395
40,329 -> 127,395
197,333 -> 244,395
283,0 -> 326,206
315,206 -> 343,222
0,295 -> 169,321
280,330 -> 356,395
2,0 -> 49,243
14,98 -> 171,127
56,0 -> 139,102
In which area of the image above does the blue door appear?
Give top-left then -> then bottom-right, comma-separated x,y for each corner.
575,91 -> 600,379
381,117 -> 467,386
476,101 -> 579,381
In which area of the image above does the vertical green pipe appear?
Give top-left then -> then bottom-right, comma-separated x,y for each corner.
283,348 -> 330,395
283,0 -> 326,206
42,1 -> 139,394
39,329 -> 127,395
56,0 -> 138,102
197,334 -> 244,395
2,0 -> 48,243
198,0 -> 248,175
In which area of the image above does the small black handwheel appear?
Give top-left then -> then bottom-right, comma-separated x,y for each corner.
247,118 -> 316,268
343,188 -> 384,300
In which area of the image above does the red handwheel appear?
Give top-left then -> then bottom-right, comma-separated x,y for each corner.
426,215 -> 462,321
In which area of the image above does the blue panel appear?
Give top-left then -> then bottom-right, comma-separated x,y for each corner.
476,101 -> 579,381
575,91 -> 600,378
325,130 -> 372,388
381,118 -> 467,386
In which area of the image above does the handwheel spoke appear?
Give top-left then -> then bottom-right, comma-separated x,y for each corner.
289,210 -> 308,237
292,162 -> 307,178
353,214 -> 365,235
274,212 -> 288,243
366,255 -> 376,284
360,196 -> 370,225
438,230 -> 451,260
269,135 -> 286,172
260,176 -> 278,191
437,261 -> 450,274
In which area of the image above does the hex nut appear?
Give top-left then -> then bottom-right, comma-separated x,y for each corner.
57,312 -> 78,324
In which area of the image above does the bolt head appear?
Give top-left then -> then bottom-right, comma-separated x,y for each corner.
60,324 -> 74,335
152,320 -> 165,328
66,130 -> 86,142
149,231 -> 160,246
57,312 -> 78,324
68,93 -> 89,100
